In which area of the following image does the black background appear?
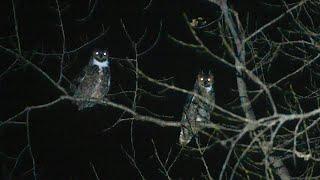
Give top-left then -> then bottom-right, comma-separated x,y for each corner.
0,0 -> 313,179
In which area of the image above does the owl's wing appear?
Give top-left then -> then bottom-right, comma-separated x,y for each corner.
179,123 -> 194,146
179,104 -> 200,145
183,94 -> 194,114
70,69 -> 85,93
70,67 -> 87,94
209,88 -> 215,105
72,65 -> 97,96
74,65 -> 98,85
179,94 -> 194,145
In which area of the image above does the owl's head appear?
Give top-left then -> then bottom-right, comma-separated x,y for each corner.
197,71 -> 214,92
92,50 -> 109,62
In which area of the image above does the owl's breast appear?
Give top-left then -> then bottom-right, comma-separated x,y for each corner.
91,71 -> 107,98
75,69 -> 110,99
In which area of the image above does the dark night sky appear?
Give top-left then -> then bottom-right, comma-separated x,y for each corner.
0,0 -> 313,179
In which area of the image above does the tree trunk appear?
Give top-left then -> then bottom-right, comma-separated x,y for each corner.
218,0 -> 291,179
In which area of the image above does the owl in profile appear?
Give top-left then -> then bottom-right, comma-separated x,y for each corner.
73,50 -> 111,110
179,71 -> 215,146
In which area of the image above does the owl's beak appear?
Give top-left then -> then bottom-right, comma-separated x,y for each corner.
98,54 -> 104,59
204,80 -> 210,87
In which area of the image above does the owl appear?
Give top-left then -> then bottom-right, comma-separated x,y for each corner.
73,50 -> 111,110
179,71 -> 215,146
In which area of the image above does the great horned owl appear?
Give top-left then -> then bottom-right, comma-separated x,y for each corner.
179,71 -> 215,146
73,50 -> 111,110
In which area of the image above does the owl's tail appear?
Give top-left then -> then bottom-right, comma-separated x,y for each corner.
179,126 -> 194,146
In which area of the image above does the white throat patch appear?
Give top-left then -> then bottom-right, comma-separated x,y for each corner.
205,86 -> 212,92
92,58 -> 109,70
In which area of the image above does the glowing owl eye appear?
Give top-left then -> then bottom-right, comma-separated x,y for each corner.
103,52 -> 107,56
208,78 -> 211,81
200,78 -> 204,81
95,52 -> 99,55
